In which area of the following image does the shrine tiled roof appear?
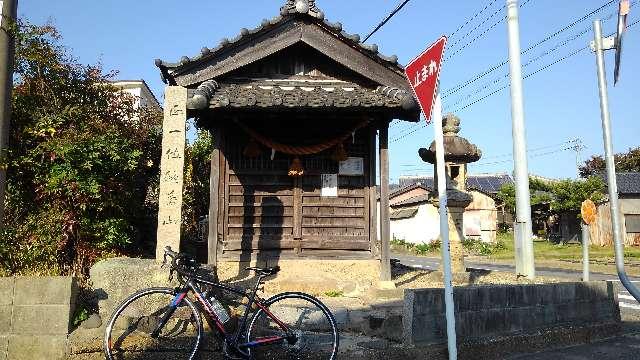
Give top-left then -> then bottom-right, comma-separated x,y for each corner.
184,79 -> 418,118
155,0 -> 404,82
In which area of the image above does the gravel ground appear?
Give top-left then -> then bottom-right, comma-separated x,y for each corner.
391,261 -> 563,289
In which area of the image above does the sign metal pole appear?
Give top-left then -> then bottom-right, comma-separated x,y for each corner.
433,94 -> 458,360
581,223 -> 590,281
592,18 -> 640,301
404,36 -> 456,359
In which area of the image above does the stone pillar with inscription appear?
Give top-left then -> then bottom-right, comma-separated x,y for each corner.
156,86 -> 188,260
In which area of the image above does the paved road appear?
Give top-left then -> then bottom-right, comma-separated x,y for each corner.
392,253 -> 640,311
505,333 -> 640,360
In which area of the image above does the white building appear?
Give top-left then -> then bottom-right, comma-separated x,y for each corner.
110,80 -> 161,112
379,174 -> 513,245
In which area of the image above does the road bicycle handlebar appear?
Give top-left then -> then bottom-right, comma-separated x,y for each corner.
162,246 -> 199,283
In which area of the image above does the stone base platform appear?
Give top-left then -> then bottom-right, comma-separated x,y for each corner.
90,257 -> 382,322
217,259 -> 380,296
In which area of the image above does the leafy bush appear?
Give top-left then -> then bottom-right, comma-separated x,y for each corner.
462,238 -> 506,256
415,240 -> 441,255
391,237 -> 441,255
1,20 -> 162,277
181,130 -> 213,244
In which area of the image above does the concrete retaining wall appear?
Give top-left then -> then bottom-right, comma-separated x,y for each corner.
0,277 -> 77,360
404,281 -> 621,347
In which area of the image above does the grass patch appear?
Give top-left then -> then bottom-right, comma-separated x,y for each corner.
391,238 -> 440,255
391,232 -> 640,263
488,232 -> 640,262
463,238 -> 507,256
324,290 -> 344,298
392,237 -> 506,256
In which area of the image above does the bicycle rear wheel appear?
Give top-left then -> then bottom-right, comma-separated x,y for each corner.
246,292 -> 339,360
104,287 -> 203,360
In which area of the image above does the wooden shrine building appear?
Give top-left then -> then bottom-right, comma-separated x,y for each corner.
154,0 -> 419,281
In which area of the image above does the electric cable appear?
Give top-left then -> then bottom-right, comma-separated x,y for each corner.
445,0 -> 534,62
363,0 -> 412,43
448,0 -> 502,46
442,0 -> 619,98
442,7 -> 622,111
389,17 -> 639,143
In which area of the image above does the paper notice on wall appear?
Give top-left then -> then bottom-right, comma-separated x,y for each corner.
321,174 -> 338,197
339,157 -> 364,176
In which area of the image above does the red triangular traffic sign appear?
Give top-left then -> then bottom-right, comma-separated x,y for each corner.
404,36 -> 447,123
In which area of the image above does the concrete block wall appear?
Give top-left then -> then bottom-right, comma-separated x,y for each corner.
404,281 -> 620,346
0,276 -> 78,360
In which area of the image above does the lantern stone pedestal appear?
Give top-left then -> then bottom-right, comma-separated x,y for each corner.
430,188 -> 472,274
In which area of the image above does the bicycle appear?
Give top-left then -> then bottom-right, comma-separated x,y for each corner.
103,246 -> 339,359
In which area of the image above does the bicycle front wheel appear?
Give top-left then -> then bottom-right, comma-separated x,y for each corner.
104,287 -> 203,360
247,292 -> 339,360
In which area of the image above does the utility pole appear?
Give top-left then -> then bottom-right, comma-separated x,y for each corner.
571,138 -> 586,179
0,0 -> 17,226
505,0 -> 535,279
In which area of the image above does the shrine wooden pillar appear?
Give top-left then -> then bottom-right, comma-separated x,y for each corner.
369,126 -> 378,258
207,129 -> 223,265
379,121 -> 391,282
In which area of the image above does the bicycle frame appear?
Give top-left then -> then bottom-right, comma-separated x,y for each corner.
156,271 -> 291,355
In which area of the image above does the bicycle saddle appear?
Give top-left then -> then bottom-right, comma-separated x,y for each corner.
246,266 -> 281,276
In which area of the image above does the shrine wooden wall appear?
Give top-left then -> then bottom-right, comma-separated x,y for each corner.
210,120 -> 377,261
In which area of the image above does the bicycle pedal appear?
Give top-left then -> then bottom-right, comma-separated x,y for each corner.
222,342 -> 249,360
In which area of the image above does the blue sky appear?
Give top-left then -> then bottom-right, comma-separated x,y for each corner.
21,0 -> 639,183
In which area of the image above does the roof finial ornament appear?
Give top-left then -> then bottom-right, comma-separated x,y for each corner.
281,0 -> 325,19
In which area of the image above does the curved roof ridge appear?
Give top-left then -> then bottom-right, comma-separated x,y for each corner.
155,1 -> 403,83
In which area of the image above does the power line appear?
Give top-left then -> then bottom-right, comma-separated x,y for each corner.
448,0 -> 501,44
480,139 -> 577,160
445,3 -> 625,111
389,18 -> 640,143
442,0 -> 619,98
445,4 -> 507,59
449,44 -> 590,114
521,0 -> 617,55
473,145 -> 575,167
443,15 -> 613,112
445,0 -> 534,62
363,0 -> 412,43
449,17 -> 639,115
443,23 -> 593,104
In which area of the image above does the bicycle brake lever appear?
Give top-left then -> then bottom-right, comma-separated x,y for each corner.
162,252 -> 168,268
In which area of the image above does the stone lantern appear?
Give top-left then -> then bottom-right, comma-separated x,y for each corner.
418,114 -> 482,273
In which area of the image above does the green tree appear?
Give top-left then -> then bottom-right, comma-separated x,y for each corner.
549,177 -> 606,214
579,146 -> 640,178
1,21 -> 162,276
496,177 -> 553,214
182,130 -> 213,243
497,176 -> 605,219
